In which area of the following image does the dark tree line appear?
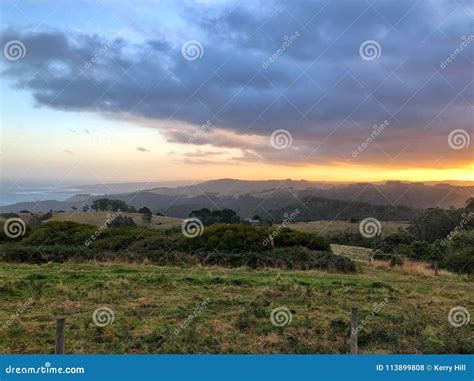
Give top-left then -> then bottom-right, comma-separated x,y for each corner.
189,208 -> 240,225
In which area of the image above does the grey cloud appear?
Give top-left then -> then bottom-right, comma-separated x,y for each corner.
1,0 -> 472,166
182,150 -> 226,158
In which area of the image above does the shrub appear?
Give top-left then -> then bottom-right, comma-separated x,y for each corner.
127,234 -> 184,253
211,248 -> 355,271
184,224 -> 269,252
329,230 -> 381,248
22,222 -> 95,246
91,227 -> 151,251
272,228 -> 330,251
184,224 -> 330,253
107,215 -> 137,228
0,244 -> 89,263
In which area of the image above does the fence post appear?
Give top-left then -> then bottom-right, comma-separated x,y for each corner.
55,317 -> 65,354
350,308 -> 358,354
434,262 -> 439,276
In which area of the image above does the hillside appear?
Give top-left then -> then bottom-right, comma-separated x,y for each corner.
0,179 -> 472,214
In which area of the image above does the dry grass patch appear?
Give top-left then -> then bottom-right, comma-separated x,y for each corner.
371,259 -> 453,278
45,211 -> 181,229
290,220 -> 408,237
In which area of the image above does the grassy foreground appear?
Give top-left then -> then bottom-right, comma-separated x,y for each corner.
0,246 -> 472,354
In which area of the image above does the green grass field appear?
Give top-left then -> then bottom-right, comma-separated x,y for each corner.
1,245 -> 472,354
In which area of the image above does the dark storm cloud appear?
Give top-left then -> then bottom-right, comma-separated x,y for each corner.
1,0 -> 472,166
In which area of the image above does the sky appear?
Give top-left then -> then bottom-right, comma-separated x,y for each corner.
0,0 -> 473,187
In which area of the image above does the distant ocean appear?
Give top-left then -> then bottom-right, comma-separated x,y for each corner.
0,186 -> 83,206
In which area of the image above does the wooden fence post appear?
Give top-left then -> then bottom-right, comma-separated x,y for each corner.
434,262 -> 439,276
55,317 -> 65,354
350,308 -> 358,354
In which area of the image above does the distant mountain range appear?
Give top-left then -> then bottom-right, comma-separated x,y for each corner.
0,179 -> 472,218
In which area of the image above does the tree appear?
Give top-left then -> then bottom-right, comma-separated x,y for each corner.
189,208 -> 240,225
107,215 -> 137,228
71,206 -> 77,211
443,231 -> 474,274
138,207 -> 152,215
91,198 -> 131,212
142,213 -> 152,224
82,205 -> 90,212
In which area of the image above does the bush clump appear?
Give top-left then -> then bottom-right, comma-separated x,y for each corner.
22,221 -> 95,246
184,224 -> 329,253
